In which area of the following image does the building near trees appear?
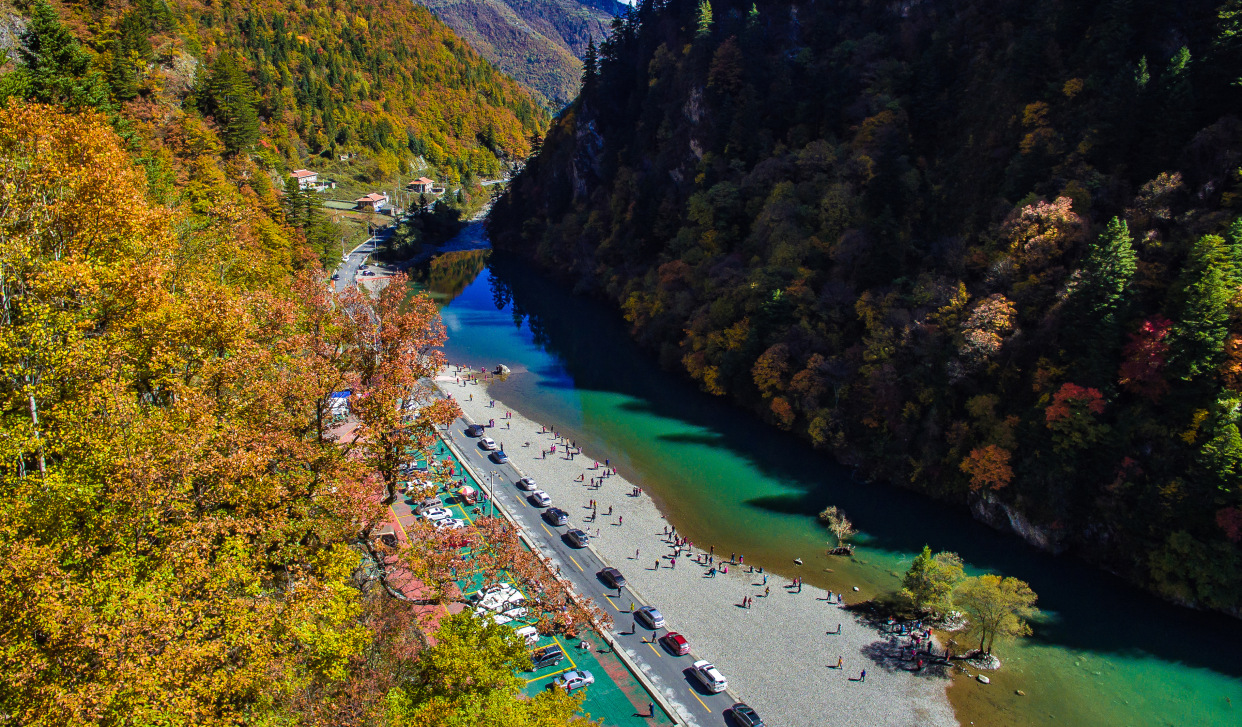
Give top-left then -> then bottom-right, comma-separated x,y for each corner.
355,192 -> 389,213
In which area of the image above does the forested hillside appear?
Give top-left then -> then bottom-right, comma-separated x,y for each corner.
417,0 -> 627,105
0,1 -> 593,724
0,0 -> 546,264
491,0 -> 1242,612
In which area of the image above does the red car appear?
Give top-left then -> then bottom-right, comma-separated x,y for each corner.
660,631 -> 690,656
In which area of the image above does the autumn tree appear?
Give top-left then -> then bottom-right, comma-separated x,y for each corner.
1045,383 -> 1107,450
902,546 -> 965,616
955,575 -> 1039,655
819,505 -> 857,548
960,445 -> 1014,491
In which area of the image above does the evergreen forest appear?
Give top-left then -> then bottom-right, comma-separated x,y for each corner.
491,0 -> 1242,613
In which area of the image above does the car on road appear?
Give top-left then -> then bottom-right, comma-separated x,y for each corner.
564,529 -> 590,548
331,272 -> 339,280
465,424 -> 485,437
479,437 -> 498,451
542,507 -> 569,526
435,518 -> 467,530
516,476 -> 538,491
660,631 -> 690,656
690,660 -> 728,693
529,645 -> 565,670
728,703 -> 764,727
420,507 -> 452,521
489,450 -> 510,464
528,490 -> 552,507
361,270 -> 375,277
551,670 -> 594,692
598,567 -> 626,590
634,605 -> 665,629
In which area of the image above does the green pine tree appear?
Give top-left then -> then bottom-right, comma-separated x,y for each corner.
17,0 -> 109,111
108,41 -> 138,102
1171,234 -> 1237,381
696,0 -> 714,37
201,52 -> 261,154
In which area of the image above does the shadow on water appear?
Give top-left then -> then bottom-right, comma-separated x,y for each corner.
455,252 -> 1242,682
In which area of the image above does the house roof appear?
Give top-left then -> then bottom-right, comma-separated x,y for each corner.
355,193 -> 388,203
415,177 -> 434,185
290,169 -> 316,178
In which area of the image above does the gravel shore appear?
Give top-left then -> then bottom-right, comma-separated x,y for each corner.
439,370 -> 958,727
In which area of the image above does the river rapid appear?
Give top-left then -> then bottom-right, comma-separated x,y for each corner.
417,228 -> 1242,727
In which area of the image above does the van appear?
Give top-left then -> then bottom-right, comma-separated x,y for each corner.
530,645 -> 565,670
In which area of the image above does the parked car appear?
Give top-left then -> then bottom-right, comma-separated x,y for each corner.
489,450 -> 510,464
516,476 -> 538,491
528,490 -> 552,507
435,518 -> 467,530
529,645 -> 565,670
634,606 -> 665,629
598,567 -> 626,589
413,497 -> 443,515
470,582 -> 516,604
660,631 -> 690,656
691,660 -> 728,693
465,424 -> 485,437
551,670 -> 594,692
542,507 -> 569,526
564,529 -> 590,548
479,437 -> 498,451
514,625 -> 539,646
420,507 -> 452,521
729,703 -> 764,727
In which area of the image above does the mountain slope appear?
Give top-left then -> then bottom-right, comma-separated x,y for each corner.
416,0 -> 628,105
491,0 -> 1242,612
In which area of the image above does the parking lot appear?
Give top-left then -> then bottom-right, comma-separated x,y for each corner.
388,439 -> 675,726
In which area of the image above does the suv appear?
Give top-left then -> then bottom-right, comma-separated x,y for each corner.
542,507 -> 569,526
598,567 -> 626,589
634,606 -> 665,629
529,645 -> 565,670
516,477 -> 538,491
465,424 -> 485,437
691,660 -> 727,693
528,490 -> 552,507
413,497 -> 443,515
564,529 -> 590,548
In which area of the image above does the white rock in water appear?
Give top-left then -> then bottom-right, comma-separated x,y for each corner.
976,675 -> 991,684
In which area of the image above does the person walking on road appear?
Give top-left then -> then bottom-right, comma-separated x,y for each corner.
836,656 -> 843,669
764,586 -> 770,597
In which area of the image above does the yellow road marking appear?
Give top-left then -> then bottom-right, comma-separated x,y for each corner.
691,691 -> 711,712
647,641 -> 662,658
541,523 -> 554,538
567,554 -> 584,572
604,595 -> 620,611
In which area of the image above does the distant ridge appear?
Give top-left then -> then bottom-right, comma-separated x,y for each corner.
416,0 -> 627,106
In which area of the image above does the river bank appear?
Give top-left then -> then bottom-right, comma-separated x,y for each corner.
438,368 -> 958,727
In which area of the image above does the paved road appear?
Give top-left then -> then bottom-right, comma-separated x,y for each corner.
442,417 -> 738,727
333,225 -> 392,292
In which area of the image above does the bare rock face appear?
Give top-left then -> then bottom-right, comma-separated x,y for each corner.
571,116 -> 603,201
970,491 -> 1067,554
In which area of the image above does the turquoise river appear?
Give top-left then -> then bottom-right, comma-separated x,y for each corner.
422,246 -> 1242,726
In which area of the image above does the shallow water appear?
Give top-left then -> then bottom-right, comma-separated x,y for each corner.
430,243 -> 1242,727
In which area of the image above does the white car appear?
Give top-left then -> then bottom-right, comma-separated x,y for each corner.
691,660 -> 728,693
479,592 -> 527,613
470,583 -> 517,604
528,490 -> 552,508
479,437 -> 498,451
435,518 -> 467,530
516,477 -> 538,491
421,507 -> 452,521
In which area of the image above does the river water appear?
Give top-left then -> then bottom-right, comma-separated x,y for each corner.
422,238 -> 1242,726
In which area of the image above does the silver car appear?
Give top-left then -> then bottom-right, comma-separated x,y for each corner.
552,669 -> 594,692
